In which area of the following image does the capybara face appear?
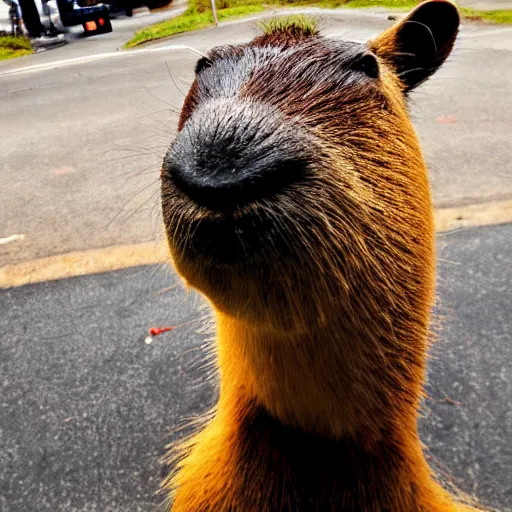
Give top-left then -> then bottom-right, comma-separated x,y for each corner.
161,2 -> 459,333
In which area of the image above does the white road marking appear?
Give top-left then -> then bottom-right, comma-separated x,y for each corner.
1,10 -> 510,77
0,234 -> 26,245
0,8 -> 391,78
0,44 -> 210,78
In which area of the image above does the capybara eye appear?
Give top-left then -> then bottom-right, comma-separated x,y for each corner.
352,53 -> 379,79
195,56 -> 213,75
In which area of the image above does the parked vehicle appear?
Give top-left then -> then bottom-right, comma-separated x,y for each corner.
56,0 -> 111,34
4,0 -> 111,37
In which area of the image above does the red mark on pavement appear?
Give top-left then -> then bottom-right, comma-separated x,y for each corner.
149,326 -> 176,336
145,326 -> 176,344
436,115 -> 457,124
52,166 -> 75,176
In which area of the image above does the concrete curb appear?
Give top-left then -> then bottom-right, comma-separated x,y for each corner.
1,200 -> 511,289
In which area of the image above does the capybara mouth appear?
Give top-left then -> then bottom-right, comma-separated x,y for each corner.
161,98 -> 317,268
167,208 -> 260,266
161,178 -> 333,332
161,187 -> 300,268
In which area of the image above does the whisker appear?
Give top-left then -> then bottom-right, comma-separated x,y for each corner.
166,60 -> 188,99
144,86 -> 182,112
137,107 -> 177,120
397,66 -> 437,78
114,186 -> 161,228
403,20 -> 437,53
106,178 -> 160,229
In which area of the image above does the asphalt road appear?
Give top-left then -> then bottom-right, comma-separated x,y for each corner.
1,223 -> 511,512
1,12 -> 512,266
0,7 -> 510,512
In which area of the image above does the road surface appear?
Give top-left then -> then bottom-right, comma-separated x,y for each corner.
0,11 -> 511,512
1,11 -> 512,266
1,223 -> 511,511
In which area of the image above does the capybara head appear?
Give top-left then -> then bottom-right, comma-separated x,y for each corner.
161,1 -> 460,334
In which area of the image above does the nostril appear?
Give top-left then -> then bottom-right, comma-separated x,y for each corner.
165,154 -> 309,212
167,158 -> 247,211
163,100 -> 313,212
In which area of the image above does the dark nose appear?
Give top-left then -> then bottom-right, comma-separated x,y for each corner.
163,100 -> 311,212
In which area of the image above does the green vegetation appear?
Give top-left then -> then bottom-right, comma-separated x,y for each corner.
125,0 -> 512,49
0,36 -> 34,61
311,0 -> 417,8
257,14 -> 318,35
124,4 -> 263,48
340,0 -> 416,7
189,0 -> 416,8
461,8 -> 512,24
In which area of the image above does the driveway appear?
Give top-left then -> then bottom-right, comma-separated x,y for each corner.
1,223 -> 511,511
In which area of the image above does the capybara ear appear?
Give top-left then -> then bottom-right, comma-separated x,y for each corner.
370,0 -> 460,92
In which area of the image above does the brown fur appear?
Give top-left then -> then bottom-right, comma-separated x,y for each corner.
160,2 -> 486,510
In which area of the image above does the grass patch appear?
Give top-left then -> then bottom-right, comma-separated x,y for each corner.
276,0 -> 417,7
0,36 -> 34,60
190,0 -> 416,9
257,14 -> 318,35
124,0 -> 512,48
461,8 -> 512,24
124,4 -> 263,47
333,0 -> 417,7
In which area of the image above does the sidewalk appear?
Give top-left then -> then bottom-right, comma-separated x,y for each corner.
457,0 -> 512,9
1,223 -> 511,511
